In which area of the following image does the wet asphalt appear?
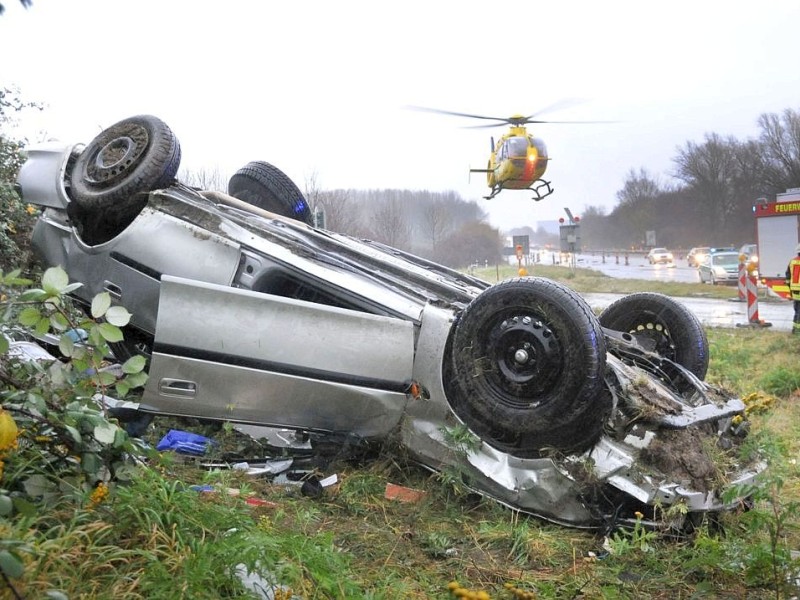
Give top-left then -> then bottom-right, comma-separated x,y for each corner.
567,252 -> 795,333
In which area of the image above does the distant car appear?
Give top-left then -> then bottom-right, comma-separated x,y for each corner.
698,251 -> 741,285
646,247 -> 674,264
740,243 -> 758,264
687,246 -> 711,268
16,114 -> 764,530
738,244 -> 759,278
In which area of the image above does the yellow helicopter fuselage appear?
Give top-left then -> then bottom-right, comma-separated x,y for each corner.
487,125 -> 549,190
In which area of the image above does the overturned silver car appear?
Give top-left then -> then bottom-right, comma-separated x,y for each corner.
17,114 -> 763,529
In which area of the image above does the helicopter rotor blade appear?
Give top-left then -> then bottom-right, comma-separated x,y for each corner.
405,105 -> 511,123
524,98 -> 588,121
406,103 -> 617,127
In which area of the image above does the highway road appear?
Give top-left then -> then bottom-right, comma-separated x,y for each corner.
559,252 -> 795,332
581,291 -> 794,332
575,252 -> 704,284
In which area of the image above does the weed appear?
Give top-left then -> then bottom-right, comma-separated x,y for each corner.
760,366 -> 800,397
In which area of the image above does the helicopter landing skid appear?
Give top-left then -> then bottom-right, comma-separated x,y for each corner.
529,179 -> 554,201
482,179 -> 554,201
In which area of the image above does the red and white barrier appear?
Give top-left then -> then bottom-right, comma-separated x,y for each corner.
746,273 -> 759,323
737,258 -> 746,301
738,267 -> 772,328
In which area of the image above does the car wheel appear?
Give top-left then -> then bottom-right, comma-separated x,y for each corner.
67,115 -> 181,244
70,115 -> 182,211
443,277 -> 610,458
598,292 -> 709,380
228,161 -> 313,225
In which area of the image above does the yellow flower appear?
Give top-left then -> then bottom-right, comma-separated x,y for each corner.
88,482 -> 110,507
634,511 -> 644,520
26,204 -> 37,215
0,410 -> 19,452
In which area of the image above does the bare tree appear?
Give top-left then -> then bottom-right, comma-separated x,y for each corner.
369,195 -> 411,250
612,168 -> 663,241
673,133 -> 741,230
437,221 -> 503,268
178,166 -> 229,191
755,108 -> 800,192
418,198 -> 454,259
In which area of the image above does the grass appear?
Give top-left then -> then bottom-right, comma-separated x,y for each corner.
4,272 -> 800,599
470,262 -> 777,301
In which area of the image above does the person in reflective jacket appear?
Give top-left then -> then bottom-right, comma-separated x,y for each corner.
787,243 -> 800,334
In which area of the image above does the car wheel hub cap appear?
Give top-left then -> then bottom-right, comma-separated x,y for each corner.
487,315 -> 562,403
86,125 -> 149,185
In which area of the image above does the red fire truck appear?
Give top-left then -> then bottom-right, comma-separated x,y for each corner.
754,188 -> 800,299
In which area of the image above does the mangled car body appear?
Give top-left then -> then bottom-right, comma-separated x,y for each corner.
17,115 -> 763,529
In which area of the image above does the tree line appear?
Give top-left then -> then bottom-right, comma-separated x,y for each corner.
5,84 -> 800,269
576,108 -> 800,251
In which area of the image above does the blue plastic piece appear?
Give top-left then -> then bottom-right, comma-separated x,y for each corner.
156,429 -> 216,455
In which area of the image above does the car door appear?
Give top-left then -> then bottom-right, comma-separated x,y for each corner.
141,275 -> 416,438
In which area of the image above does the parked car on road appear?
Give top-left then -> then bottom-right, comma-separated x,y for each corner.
646,247 -> 674,264
698,251 -> 740,285
16,114 -> 763,530
686,246 -> 710,268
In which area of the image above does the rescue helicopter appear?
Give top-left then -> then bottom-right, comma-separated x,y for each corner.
409,104 -> 606,201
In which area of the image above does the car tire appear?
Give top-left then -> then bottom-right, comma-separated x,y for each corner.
228,161 -> 313,225
443,277 -> 610,458
67,115 -> 181,244
70,115 -> 181,211
598,292 -> 709,380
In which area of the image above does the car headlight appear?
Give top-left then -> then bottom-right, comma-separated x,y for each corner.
713,266 -> 727,276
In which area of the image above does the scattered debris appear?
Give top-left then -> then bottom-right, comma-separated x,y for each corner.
385,482 -> 426,503
156,430 -> 216,455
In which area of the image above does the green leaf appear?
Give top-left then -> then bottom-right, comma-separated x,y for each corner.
62,282 -> 83,294
125,372 -> 149,389
23,474 -> 55,497
113,428 -> 129,448
97,322 -> 123,343
121,355 -> 146,374
105,305 -> 132,327
0,549 -> 24,579
91,292 -> 111,319
18,288 -> 46,301
0,335 -> 8,355
41,266 -> 69,295
93,421 -> 119,445
94,371 -> 117,387
18,306 -> 40,326
113,462 -> 138,481
81,452 -> 101,475
115,380 -> 131,397
11,496 -> 36,517
0,494 -> 12,516
49,312 -> 69,332
64,425 -> 82,444
58,334 -> 74,358
34,316 -> 51,337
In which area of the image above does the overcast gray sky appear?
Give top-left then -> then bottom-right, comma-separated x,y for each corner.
2,0 -> 799,232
